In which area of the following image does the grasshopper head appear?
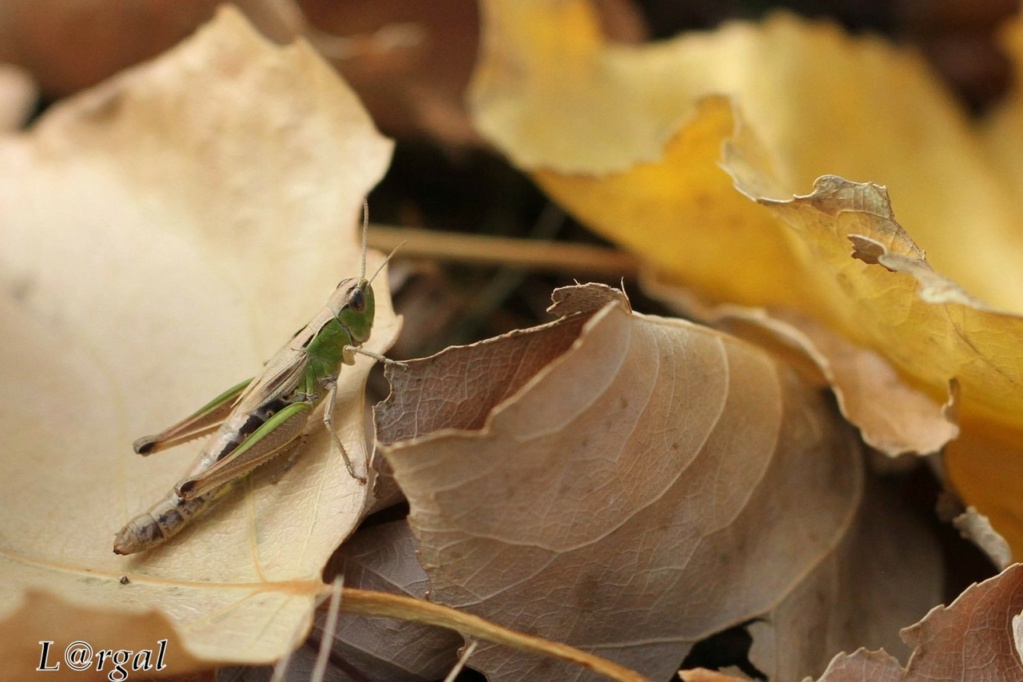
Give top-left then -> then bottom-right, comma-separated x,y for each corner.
331,277 -> 375,344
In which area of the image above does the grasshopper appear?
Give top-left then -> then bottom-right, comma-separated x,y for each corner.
114,205 -> 403,555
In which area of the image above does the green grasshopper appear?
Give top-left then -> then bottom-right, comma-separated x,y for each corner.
114,206 -> 403,555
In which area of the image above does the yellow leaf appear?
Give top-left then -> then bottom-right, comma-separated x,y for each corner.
469,1 -> 1023,555
0,7 -> 398,677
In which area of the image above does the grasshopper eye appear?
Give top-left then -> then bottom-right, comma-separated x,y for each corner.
347,286 -> 366,312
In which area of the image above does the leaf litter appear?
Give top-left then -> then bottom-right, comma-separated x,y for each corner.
3,2 -> 1023,680
467,0 -> 1023,557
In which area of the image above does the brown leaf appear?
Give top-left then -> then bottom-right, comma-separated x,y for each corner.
378,285 -> 940,680
325,521 -> 463,680
307,0 -> 645,146
814,564 -> 1023,682
0,7 -> 397,677
812,649 -> 903,682
302,0 -> 482,146
229,522 -> 465,682
900,563 -> 1023,680
3,591 -> 203,682
0,0 -> 300,97
376,307 -> 588,444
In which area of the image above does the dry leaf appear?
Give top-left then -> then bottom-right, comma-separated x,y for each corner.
0,63 -> 35,131
324,521 -> 463,680
679,669 -> 751,682
660,301 -> 961,457
303,0 -> 645,146
953,506 -> 1013,570
230,522 -> 463,682
301,0 -> 482,146
814,563 -> 1023,681
810,649 -> 903,682
899,563 -> 1023,680
0,0 -> 303,96
468,1 -> 1023,555
377,284 -> 940,681
0,8 -> 397,678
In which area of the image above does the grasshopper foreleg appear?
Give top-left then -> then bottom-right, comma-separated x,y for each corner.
322,377 -> 367,484
342,345 -> 409,368
328,349 -> 406,483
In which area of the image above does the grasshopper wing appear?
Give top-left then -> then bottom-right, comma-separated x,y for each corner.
235,343 -> 312,410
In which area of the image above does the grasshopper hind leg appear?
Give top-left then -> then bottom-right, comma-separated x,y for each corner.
270,433 -> 309,485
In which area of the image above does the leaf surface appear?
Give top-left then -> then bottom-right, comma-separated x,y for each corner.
0,7 -> 398,677
378,285 -> 940,680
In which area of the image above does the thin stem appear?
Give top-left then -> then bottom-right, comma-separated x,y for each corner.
336,587 -> 651,682
367,225 -> 639,277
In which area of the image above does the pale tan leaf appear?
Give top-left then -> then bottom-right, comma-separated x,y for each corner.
651,296 -> 961,457
0,7 -> 398,677
378,284 -> 940,680
0,63 -> 35,131
678,669 -> 749,681
954,507 -> 1013,571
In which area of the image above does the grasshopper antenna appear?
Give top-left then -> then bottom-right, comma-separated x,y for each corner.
368,240 -> 406,286
360,200 -> 404,285
360,200 -> 369,281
